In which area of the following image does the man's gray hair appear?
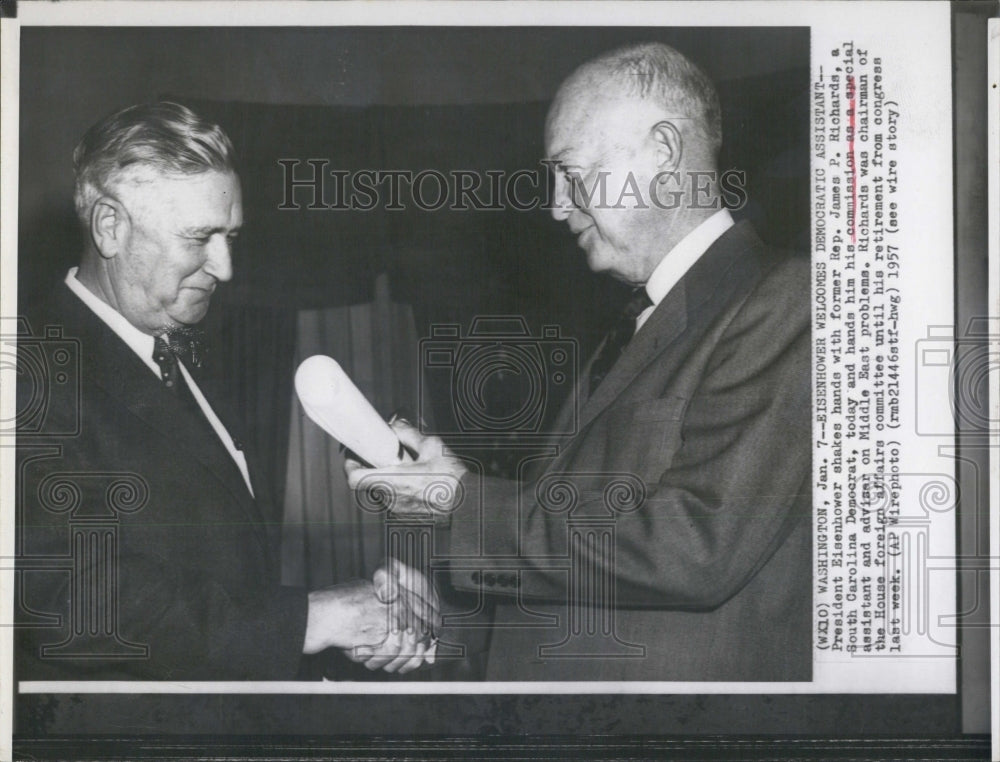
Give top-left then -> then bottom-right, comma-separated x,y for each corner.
72,101 -> 236,225
592,42 -> 723,156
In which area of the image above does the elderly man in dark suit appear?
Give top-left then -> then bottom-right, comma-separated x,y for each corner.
17,102 -> 437,680
349,42 -> 812,682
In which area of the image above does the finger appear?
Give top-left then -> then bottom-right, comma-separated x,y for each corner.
344,645 -> 372,663
378,568 -> 421,635
397,585 -> 437,633
395,637 -> 428,674
386,416 -> 416,463
389,558 -> 436,605
388,588 -> 416,634
397,588 -> 437,635
362,629 -> 403,671
373,567 -> 399,604
388,419 -> 437,457
389,558 -> 442,632
382,630 -> 423,674
389,594 -> 413,638
368,629 -> 403,670
387,416 -> 420,436
400,586 -> 441,635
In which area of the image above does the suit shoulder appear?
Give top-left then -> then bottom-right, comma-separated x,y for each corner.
20,284 -> 79,336
715,251 -> 809,360
748,251 -> 810,318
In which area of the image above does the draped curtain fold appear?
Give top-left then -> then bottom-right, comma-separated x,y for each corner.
281,273 -> 422,589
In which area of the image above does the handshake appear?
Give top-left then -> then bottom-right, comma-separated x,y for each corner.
295,358 -> 467,674
303,558 -> 441,674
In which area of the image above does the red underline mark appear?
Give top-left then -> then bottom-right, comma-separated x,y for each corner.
847,74 -> 857,244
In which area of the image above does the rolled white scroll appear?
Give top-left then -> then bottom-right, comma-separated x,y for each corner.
294,355 -> 402,468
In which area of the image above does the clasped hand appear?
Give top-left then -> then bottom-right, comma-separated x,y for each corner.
344,419 -> 467,519
304,558 -> 441,674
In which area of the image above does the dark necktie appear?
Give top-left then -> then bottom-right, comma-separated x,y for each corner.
588,287 -> 653,393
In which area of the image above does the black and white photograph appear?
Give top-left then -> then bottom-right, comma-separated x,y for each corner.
0,2 -> 994,759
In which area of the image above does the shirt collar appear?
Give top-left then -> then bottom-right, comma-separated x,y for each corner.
644,208 -> 735,307
64,267 -> 160,378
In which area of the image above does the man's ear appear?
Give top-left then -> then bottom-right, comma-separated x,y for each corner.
650,120 -> 683,175
90,197 -> 128,259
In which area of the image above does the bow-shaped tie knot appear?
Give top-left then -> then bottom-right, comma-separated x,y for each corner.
155,327 -> 207,370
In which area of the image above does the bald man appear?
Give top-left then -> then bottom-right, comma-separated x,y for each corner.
349,43 -> 811,681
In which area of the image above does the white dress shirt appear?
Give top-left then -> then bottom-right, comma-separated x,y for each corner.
65,268 -> 254,496
636,208 -> 735,333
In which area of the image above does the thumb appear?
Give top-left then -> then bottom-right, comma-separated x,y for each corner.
389,419 -> 432,456
372,567 -> 399,604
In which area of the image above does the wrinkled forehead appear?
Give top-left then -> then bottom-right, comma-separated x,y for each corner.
545,85 -> 656,162
113,165 -> 236,196
546,84 -> 610,156
114,166 -> 242,222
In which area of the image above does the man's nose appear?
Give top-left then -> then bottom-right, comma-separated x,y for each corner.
203,236 -> 234,283
549,173 -> 574,222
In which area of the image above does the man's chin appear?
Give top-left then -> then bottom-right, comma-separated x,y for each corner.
168,304 -> 210,327
584,247 -> 612,275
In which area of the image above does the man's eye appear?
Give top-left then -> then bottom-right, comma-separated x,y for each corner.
566,172 -> 588,193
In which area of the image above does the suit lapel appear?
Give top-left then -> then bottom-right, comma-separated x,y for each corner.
192,376 -> 282,556
576,286 -> 688,432
574,221 -> 766,435
46,286 -> 271,553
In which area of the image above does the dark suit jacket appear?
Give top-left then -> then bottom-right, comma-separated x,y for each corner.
16,283 -> 308,680
444,221 -> 812,681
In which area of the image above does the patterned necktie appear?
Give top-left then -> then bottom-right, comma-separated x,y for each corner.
588,287 -> 653,394
153,335 -> 185,394
152,334 -> 204,417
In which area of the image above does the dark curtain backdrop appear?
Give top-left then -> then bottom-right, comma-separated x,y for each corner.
281,274 -> 422,590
